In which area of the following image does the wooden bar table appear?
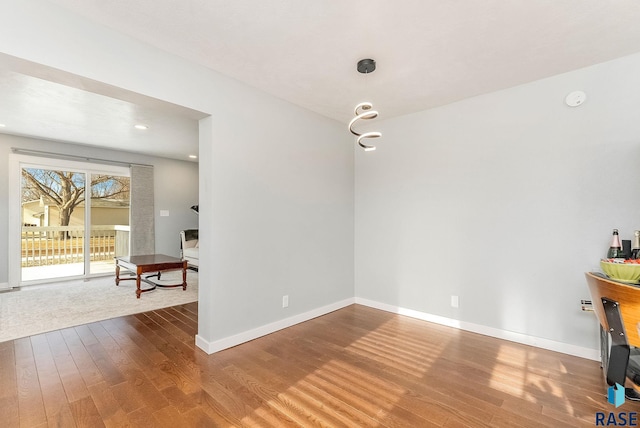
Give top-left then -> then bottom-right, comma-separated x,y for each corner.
115,254 -> 187,298
585,271 -> 640,400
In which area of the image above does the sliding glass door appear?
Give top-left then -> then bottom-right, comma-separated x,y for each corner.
88,172 -> 130,275
21,167 -> 87,281
12,155 -> 130,285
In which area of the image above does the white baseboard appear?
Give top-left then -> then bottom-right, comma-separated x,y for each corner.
194,296 -> 599,361
195,297 -> 356,354
355,297 -> 600,361
0,282 -> 10,291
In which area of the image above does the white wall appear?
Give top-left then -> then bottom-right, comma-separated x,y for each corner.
1,1 -> 355,350
198,105 -> 354,346
0,133 -> 199,285
355,52 -> 640,354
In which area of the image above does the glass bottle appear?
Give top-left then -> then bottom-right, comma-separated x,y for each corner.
608,229 -> 624,259
631,230 -> 640,260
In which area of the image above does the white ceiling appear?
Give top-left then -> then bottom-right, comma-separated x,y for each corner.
0,54 -> 206,161
4,0 -> 640,160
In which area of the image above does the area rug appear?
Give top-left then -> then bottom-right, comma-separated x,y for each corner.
0,270 -> 198,342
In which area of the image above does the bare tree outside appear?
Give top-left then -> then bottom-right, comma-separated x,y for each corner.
21,168 -> 130,230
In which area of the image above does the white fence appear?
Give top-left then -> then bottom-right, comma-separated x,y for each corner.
21,225 -> 130,267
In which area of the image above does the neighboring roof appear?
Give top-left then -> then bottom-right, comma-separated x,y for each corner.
22,197 -> 129,208
90,198 -> 129,208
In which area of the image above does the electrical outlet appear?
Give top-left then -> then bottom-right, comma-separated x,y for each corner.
282,295 -> 289,308
451,295 -> 459,308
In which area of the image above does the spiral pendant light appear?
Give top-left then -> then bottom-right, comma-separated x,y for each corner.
349,59 -> 381,152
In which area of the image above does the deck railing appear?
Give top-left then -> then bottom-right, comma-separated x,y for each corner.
21,225 -> 130,267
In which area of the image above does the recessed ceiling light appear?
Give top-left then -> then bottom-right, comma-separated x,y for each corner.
188,155 -> 197,159
134,124 -> 149,130
0,124 -> 6,128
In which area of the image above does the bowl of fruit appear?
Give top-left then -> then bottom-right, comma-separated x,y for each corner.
600,259 -> 640,284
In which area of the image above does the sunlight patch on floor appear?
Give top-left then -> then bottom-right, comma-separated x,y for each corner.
489,344 -> 527,396
488,344 -> 577,416
256,317 -> 450,426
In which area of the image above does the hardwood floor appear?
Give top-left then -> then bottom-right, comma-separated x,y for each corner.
0,303 -> 628,427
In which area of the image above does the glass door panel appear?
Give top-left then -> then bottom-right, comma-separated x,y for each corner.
89,174 -> 130,275
21,168 -> 86,281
